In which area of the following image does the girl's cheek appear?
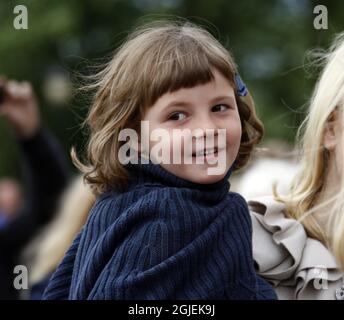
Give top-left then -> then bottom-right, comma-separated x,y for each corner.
170,133 -> 190,161
226,120 -> 242,146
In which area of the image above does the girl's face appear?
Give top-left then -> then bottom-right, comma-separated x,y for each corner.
141,69 -> 242,184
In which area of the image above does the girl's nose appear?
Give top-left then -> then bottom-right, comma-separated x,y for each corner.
191,114 -> 218,138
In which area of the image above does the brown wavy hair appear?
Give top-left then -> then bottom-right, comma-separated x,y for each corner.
72,20 -> 264,195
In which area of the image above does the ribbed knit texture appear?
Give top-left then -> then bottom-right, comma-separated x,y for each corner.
43,162 -> 277,300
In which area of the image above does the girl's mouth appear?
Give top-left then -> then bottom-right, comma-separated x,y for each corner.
192,147 -> 219,159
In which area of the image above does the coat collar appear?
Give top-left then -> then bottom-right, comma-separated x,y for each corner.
248,196 -> 343,290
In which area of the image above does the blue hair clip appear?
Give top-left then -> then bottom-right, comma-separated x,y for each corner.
235,74 -> 248,97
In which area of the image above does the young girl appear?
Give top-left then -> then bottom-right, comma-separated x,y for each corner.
249,33 -> 344,299
43,21 -> 276,300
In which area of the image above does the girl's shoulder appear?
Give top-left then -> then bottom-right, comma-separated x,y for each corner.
95,185 -> 165,204
228,191 -> 251,208
90,186 -> 184,223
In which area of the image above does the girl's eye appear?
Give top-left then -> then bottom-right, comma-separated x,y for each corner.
168,112 -> 187,121
212,104 -> 229,112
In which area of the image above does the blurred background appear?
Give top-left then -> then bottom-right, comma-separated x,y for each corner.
0,0 -> 343,177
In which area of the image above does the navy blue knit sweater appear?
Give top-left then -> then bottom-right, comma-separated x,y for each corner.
43,162 -> 277,300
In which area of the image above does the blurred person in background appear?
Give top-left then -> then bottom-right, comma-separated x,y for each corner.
249,33 -> 344,300
22,175 -> 95,300
0,178 -> 23,228
0,78 -> 70,299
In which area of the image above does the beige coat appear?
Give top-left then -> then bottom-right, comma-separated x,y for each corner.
249,196 -> 344,300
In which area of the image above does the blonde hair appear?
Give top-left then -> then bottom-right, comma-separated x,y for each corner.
274,32 -> 344,269
24,176 -> 95,285
73,20 -> 264,195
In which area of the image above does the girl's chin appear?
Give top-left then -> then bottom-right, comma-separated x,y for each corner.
179,168 -> 227,184
161,163 -> 229,184
190,173 -> 226,185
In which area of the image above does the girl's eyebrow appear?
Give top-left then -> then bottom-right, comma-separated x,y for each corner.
209,95 -> 236,105
163,100 -> 192,111
163,94 -> 235,110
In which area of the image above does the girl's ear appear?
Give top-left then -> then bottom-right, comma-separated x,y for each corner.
323,109 -> 339,151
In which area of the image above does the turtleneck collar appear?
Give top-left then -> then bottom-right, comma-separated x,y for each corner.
126,161 -> 232,198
